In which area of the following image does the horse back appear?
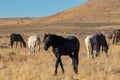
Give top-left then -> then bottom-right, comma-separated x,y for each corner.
10,33 -> 24,42
66,36 -> 80,46
28,36 -> 40,46
62,36 -> 80,53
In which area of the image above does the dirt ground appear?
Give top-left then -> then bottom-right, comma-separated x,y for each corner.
0,23 -> 120,80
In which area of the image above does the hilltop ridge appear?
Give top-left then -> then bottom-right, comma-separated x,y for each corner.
41,0 -> 120,24
0,0 -> 120,26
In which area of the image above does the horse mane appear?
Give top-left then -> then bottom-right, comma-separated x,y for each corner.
50,34 -> 65,43
97,34 -> 108,48
51,34 -> 64,39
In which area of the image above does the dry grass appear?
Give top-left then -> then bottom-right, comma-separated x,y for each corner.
0,0 -> 120,79
0,25 -> 120,80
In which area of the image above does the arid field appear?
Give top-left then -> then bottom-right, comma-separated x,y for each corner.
0,0 -> 120,80
0,23 -> 119,80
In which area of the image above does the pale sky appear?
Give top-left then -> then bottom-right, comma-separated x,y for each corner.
0,0 -> 87,18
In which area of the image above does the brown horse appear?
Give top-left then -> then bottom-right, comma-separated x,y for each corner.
101,30 -> 116,39
113,29 -> 120,44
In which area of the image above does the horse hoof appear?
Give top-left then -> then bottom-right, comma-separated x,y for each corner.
62,70 -> 65,74
54,73 -> 57,76
74,69 -> 78,74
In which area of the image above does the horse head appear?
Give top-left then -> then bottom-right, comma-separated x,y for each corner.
43,33 -> 52,51
102,44 -> 109,53
23,41 -> 26,48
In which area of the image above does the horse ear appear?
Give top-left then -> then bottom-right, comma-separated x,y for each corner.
44,33 -> 46,36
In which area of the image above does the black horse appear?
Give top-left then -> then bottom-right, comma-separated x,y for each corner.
10,33 -> 26,48
91,34 -> 109,58
43,33 -> 80,75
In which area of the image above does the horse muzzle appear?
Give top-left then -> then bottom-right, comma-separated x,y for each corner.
44,46 -> 48,51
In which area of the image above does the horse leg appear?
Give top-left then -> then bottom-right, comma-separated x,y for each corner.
29,46 -> 32,53
30,46 -> 34,54
101,46 -> 103,54
73,56 -> 79,74
113,37 -> 115,44
59,59 -> 64,74
96,46 -> 100,57
37,44 -> 40,53
85,43 -> 89,58
93,50 -> 97,58
16,42 -> 18,48
20,42 -> 22,48
11,41 -> 14,48
73,48 -> 79,74
54,54 -> 61,76
118,36 -> 120,43
116,37 -> 119,44
118,37 -> 120,43
92,51 -> 95,59
69,54 -> 75,71
88,45 -> 91,58
91,47 -> 94,59
32,46 -> 35,54
55,54 -> 64,74
115,37 -> 117,44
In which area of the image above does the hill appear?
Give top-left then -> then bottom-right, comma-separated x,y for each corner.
0,0 -> 120,26
41,0 -> 120,24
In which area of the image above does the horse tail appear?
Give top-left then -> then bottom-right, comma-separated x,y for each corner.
36,36 -> 41,52
88,39 -> 92,56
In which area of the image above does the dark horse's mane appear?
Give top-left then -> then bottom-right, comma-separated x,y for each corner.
49,34 -> 66,47
97,34 -> 108,48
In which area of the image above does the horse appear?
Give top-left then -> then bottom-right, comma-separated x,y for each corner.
85,34 -> 109,59
101,31 -> 114,39
84,35 -> 93,58
10,33 -> 26,48
28,35 -> 41,54
113,29 -> 120,44
43,33 -> 80,75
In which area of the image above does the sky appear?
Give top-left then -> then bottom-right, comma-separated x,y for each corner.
0,0 -> 87,18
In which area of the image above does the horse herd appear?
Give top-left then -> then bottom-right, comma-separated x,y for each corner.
9,29 -> 120,75
102,29 -> 120,44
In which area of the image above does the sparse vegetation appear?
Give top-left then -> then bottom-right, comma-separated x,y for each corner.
0,0 -> 119,80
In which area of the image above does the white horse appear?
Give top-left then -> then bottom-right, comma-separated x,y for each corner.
84,35 -> 93,58
28,36 -> 41,54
